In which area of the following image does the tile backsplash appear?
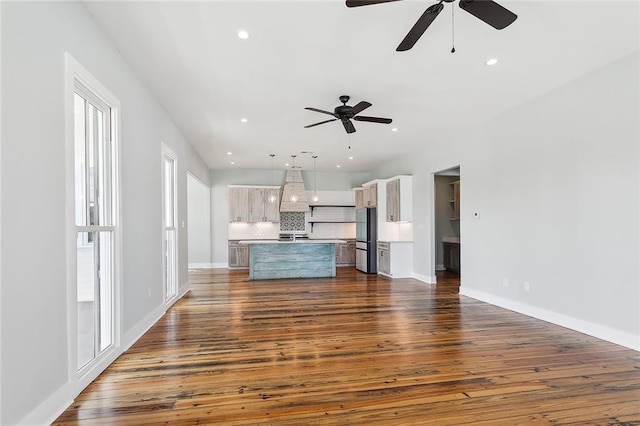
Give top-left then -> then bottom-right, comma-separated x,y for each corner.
279,212 -> 306,231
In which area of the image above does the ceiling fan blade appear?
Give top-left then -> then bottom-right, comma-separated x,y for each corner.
304,107 -> 336,117
353,115 -> 393,124
348,101 -> 372,116
342,119 -> 356,134
346,0 -> 403,8
304,118 -> 338,128
459,0 -> 517,30
396,3 -> 444,52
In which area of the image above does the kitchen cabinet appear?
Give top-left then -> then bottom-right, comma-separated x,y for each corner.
355,189 -> 365,209
228,240 -> 249,268
377,241 -> 413,278
336,240 -> 356,266
443,242 -> 460,273
249,188 -> 280,223
229,186 -> 280,223
363,183 -> 377,208
377,242 -> 390,274
386,176 -> 412,222
229,187 -> 249,223
449,180 -> 460,220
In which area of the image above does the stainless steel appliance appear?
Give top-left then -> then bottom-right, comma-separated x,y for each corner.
355,208 -> 377,273
278,230 -> 309,241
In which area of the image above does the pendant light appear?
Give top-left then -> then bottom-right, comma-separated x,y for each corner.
289,155 -> 298,203
268,154 -> 276,203
312,155 -> 319,203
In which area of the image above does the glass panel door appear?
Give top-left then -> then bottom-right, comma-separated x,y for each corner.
74,86 -> 116,371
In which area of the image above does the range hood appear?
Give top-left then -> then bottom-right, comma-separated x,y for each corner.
279,169 -> 310,212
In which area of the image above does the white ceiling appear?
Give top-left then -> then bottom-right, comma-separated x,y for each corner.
83,0 -> 639,172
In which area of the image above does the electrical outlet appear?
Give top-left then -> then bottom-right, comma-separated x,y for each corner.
524,281 -> 531,292
502,277 -> 509,288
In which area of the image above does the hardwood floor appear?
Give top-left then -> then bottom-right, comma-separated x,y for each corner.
55,268 -> 640,425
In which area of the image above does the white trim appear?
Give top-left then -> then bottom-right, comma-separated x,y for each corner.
435,264 -> 446,271
213,262 -> 229,268
162,143 -> 179,305
64,52 -> 123,394
459,287 -> 640,352
412,272 -> 437,284
189,263 -> 216,269
0,3 -> 3,422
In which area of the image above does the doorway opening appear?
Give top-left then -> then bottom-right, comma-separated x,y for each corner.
432,166 -> 460,289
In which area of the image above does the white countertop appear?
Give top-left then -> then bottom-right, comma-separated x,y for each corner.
239,239 -> 347,245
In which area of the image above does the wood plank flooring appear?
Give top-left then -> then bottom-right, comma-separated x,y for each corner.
55,268 -> 640,425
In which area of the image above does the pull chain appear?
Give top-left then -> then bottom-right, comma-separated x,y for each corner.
451,4 -> 456,53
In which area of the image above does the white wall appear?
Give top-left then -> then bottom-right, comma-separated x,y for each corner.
371,52 -> 640,349
188,174 -> 212,267
0,2 -> 208,424
210,169 -> 370,265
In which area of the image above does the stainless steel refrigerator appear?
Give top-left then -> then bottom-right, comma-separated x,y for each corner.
355,208 -> 377,273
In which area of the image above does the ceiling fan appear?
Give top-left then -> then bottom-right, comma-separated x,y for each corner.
346,0 -> 517,52
304,95 -> 392,134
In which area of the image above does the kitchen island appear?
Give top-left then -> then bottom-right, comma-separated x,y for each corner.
239,240 -> 346,280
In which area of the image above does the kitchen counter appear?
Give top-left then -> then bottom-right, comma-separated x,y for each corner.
241,240 -> 344,280
239,239 -> 346,245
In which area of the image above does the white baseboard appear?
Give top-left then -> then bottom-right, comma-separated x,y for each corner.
21,286 -> 192,426
213,262 -> 228,268
435,264 -> 446,271
17,383 -> 74,426
412,272 -> 437,284
188,262 -> 215,269
460,287 -> 640,352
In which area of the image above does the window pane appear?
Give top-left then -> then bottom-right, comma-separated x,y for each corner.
77,231 -> 114,367
88,104 -> 96,226
165,229 -> 177,299
74,94 -> 87,226
98,231 -> 113,352
164,156 -> 174,227
77,232 -> 96,369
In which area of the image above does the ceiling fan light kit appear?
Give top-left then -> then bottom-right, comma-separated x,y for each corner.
346,0 -> 517,52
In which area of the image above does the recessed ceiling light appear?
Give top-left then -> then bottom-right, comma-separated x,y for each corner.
237,30 -> 249,40
486,58 -> 498,66
240,118 -> 248,123
285,163 -> 290,167
391,128 -> 398,132
348,156 -> 354,160
336,165 -> 341,168
227,151 -> 232,155
230,161 -> 235,165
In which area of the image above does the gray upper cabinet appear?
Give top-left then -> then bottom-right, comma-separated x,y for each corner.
364,183 -> 377,208
355,188 -> 365,210
385,176 -> 412,222
386,179 -> 400,222
229,187 -> 249,222
229,186 -> 280,223
249,188 -> 280,223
